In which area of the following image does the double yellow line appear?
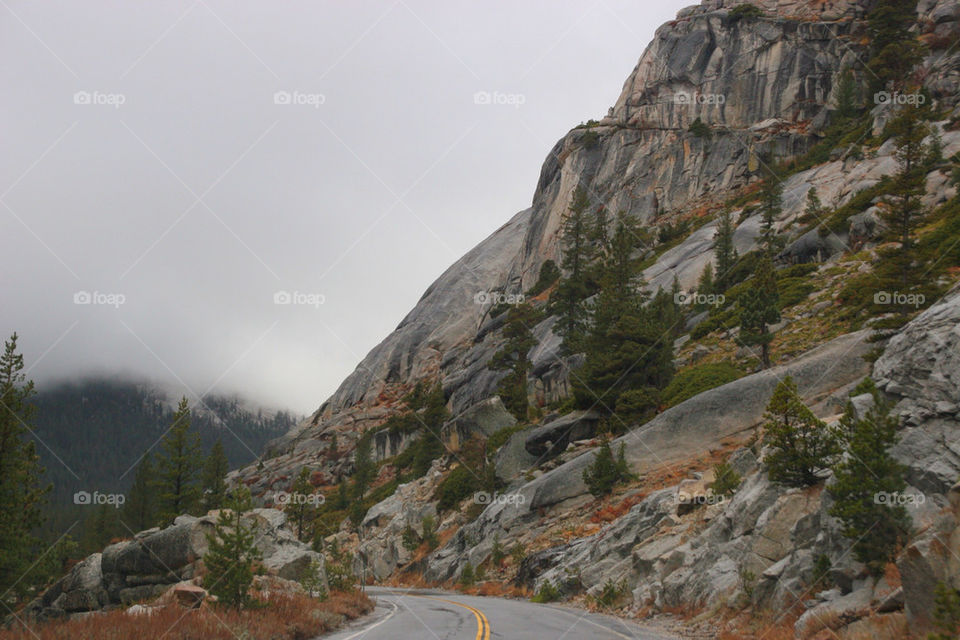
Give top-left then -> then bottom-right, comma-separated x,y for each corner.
417,595 -> 491,640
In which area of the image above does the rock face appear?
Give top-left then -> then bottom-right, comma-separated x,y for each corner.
28,509 -> 324,620
236,0 -> 912,490
218,1 -> 960,635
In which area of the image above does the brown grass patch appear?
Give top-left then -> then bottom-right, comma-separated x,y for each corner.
0,591 -> 372,640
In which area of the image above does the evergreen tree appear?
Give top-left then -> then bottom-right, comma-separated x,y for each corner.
553,186 -> 598,351
489,303 -> 541,421
834,68 -> 860,121
351,432 -> 375,500
122,453 -> 156,532
738,254 -> 780,368
582,440 -> 633,497
867,0 -> 923,91
202,439 -> 229,511
81,503 -> 118,554
829,393 -> 911,576
758,161 -> 784,255
573,215 -> 674,424
884,102 -> 931,288
203,487 -> 261,607
154,397 -> 203,525
763,377 -> 840,487
0,333 -> 50,601
285,467 -> 317,542
930,582 -> 960,640
804,187 -> 826,224
714,210 -> 739,291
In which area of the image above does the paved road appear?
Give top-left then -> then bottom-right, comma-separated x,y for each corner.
323,587 -> 677,640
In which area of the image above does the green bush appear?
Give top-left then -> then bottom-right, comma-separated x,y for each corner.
531,580 -> 561,603
662,361 -> 745,407
582,440 -> 633,497
487,423 -> 527,454
593,579 -> 629,609
435,465 -> 479,512
528,259 -> 561,296
729,4 -> 763,20
689,117 -> 712,138
459,562 -> 475,586
709,460 -> 742,497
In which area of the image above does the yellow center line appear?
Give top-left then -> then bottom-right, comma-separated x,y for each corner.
415,595 -> 491,640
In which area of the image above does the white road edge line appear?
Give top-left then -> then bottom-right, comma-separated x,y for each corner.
338,600 -> 399,640
546,604 -> 639,640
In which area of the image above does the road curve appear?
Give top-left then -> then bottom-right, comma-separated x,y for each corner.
322,587 -> 678,640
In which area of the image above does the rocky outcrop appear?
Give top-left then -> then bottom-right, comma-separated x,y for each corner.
422,328 -> 872,584
27,509 -> 324,621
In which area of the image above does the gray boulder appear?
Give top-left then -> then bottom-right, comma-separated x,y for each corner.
524,411 -> 601,458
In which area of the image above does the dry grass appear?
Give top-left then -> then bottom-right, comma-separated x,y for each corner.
0,591 -> 372,640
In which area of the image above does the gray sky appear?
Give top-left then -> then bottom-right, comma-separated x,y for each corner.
1,0 -> 690,414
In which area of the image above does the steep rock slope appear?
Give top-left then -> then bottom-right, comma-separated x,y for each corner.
237,0 -> 891,491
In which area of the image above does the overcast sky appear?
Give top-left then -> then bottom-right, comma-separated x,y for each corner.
1,0 -> 691,414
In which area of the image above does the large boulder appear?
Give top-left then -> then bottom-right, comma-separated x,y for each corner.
442,396 -> 517,450
524,411 -> 601,458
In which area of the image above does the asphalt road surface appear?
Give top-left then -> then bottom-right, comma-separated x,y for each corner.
322,587 -> 678,640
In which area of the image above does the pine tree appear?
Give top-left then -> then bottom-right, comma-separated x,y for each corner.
763,377 -> 840,487
202,439 -> 229,511
352,431 -> 375,501
834,68 -> 860,121
203,487 -> 261,607
804,187 -> 826,224
714,210 -> 739,291
758,161 -> 784,255
489,303 -> 540,421
573,217 -> 673,424
828,393 -> 910,576
81,504 -> 118,554
582,440 -> 632,497
285,467 -> 317,541
553,186 -> 598,351
0,334 -> 50,601
884,102 -> 931,289
154,397 -> 203,525
867,0 -> 923,91
122,453 -> 156,532
738,254 -> 780,369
